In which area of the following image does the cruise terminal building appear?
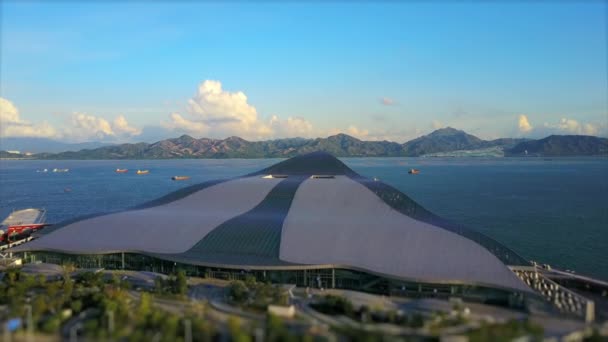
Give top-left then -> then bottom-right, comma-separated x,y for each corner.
10,152 -> 537,308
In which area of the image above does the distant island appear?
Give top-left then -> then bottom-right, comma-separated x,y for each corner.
1,127 -> 607,159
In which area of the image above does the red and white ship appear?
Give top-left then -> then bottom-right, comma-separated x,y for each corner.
0,208 -> 49,243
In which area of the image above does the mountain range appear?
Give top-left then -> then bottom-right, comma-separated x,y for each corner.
3,128 -> 607,159
505,135 -> 608,156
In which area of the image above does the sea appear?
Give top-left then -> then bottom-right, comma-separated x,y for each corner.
1,157 -> 607,280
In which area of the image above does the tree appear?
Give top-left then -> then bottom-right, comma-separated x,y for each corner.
71,299 -> 83,313
32,295 -> 48,318
228,316 -> 251,342
175,270 -> 188,296
137,293 -> 152,319
229,281 -> 248,304
154,277 -> 164,295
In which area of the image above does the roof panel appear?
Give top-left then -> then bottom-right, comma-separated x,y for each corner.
179,176 -> 307,261
279,176 -> 530,292
12,176 -> 282,254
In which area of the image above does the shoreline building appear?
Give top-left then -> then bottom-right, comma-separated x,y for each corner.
12,152 -> 542,309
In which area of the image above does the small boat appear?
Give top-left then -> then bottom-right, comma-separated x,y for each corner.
408,169 -> 420,175
115,168 -> 128,173
171,176 -> 190,181
136,170 -> 149,175
52,168 -> 69,173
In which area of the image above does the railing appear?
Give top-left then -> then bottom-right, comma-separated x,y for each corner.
0,236 -> 34,254
510,265 -> 595,322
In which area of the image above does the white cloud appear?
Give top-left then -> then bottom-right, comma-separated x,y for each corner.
345,125 -> 369,139
113,115 -> 142,136
165,113 -> 208,135
65,113 -> 142,141
0,97 -> 59,138
166,80 -> 315,140
66,113 -> 114,140
0,97 -> 141,142
518,114 -> 533,133
380,97 -> 395,106
327,125 -> 370,140
545,118 -> 601,136
0,97 -> 19,123
431,120 -> 443,130
516,114 -> 606,137
269,115 -> 314,138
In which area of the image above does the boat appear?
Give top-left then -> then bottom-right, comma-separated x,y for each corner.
408,169 -> 420,175
115,168 -> 128,173
52,168 -> 69,173
136,170 -> 149,175
0,208 -> 50,243
171,176 -> 190,181
36,168 -> 48,173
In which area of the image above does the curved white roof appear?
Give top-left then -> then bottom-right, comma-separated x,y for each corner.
16,176 -> 281,254
280,176 -> 529,292
11,152 -> 531,292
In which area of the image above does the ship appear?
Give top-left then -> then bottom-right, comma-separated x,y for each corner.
136,170 -> 149,175
171,176 -> 190,181
408,168 -> 420,175
115,168 -> 128,173
52,168 -> 69,173
0,208 -> 50,243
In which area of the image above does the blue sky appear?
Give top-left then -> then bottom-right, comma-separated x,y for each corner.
1,1 -> 606,143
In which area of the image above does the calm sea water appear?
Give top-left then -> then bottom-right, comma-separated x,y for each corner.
1,157 -> 607,280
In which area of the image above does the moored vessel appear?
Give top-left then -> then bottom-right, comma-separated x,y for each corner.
0,208 -> 50,243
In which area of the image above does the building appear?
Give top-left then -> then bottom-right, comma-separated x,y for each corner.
11,152 -> 539,308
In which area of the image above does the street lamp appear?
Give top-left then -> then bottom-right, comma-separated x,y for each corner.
24,304 -> 32,342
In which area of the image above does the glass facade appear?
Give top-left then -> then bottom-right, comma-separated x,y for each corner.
24,251 -> 531,310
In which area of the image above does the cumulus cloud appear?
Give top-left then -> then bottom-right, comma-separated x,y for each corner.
327,125 -> 370,140
67,113 -> 114,140
269,115 -> 314,138
380,97 -> 395,106
431,120 -> 443,130
545,118 -> 602,136
345,125 -> 369,139
63,113 -> 141,141
165,80 -> 314,139
113,115 -> 142,136
0,98 -> 19,123
516,114 -> 606,137
518,114 -> 533,133
166,113 -> 208,134
0,97 -> 141,142
0,97 -> 59,138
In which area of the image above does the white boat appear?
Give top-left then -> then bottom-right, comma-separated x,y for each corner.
0,208 -> 49,243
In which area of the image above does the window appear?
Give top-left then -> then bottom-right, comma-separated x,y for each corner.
262,174 -> 288,179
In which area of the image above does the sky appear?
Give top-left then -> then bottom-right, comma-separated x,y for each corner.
0,1 -> 607,143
